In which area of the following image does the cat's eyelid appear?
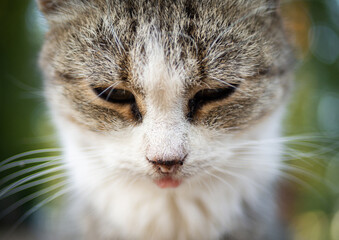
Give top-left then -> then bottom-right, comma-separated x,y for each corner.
187,85 -> 239,120
93,87 -> 136,104
197,85 -> 239,99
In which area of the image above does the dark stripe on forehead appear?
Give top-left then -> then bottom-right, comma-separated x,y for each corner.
125,0 -> 136,17
118,53 -> 131,82
185,0 -> 198,19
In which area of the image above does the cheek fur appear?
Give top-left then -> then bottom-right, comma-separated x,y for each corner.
56,104 -> 283,186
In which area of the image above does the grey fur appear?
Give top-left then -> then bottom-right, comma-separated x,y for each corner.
39,0 -> 294,132
38,0 -> 295,239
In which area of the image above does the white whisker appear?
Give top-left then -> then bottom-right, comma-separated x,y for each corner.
0,156 -> 62,172
89,81 -> 121,103
204,169 -> 235,194
0,148 -> 62,168
1,160 -> 63,185
0,181 -> 68,220
0,166 -> 66,199
3,172 -> 68,199
6,187 -> 70,237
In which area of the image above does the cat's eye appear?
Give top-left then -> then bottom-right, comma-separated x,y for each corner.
93,87 -> 136,104
194,87 -> 238,102
187,85 -> 238,120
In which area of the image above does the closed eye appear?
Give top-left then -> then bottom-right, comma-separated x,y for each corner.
93,87 -> 136,104
194,86 -> 238,102
187,85 -> 239,120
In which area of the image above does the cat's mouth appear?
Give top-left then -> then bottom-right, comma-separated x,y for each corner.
154,177 -> 182,188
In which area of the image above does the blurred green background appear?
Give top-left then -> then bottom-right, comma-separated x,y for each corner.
0,0 -> 339,239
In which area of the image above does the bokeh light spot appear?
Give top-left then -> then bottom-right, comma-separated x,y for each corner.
25,0 -> 47,45
293,211 -> 329,240
309,25 -> 339,64
330,210 -> 339,240
317,93 -> 339,133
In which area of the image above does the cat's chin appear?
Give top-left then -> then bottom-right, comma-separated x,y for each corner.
154,177 -> 182,188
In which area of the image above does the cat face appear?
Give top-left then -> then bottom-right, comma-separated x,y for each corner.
39,0 -> 294,188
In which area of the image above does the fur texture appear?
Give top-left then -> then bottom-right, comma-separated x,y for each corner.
38,0 -> 295,239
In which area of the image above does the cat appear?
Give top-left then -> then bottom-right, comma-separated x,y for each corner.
37,0 -> 295,239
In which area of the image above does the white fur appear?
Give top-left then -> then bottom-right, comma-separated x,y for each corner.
52,37 -> 285,240
55,109 -> 283,239
141,37 -> 188,162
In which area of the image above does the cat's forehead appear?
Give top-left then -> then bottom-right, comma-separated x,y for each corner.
40,0 -> 293,131
51,0 -> 281,89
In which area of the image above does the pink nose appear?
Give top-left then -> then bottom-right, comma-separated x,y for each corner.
147,158 -> 185,174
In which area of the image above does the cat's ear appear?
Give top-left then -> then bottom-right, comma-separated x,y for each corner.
37,0 -> 82,16
36,0 -> 64,15
265,0 -> 280,13
269,0 -> 280,7
36,0 -> 86,23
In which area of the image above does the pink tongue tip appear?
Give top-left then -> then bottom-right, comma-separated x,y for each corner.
155,177 -> 182,188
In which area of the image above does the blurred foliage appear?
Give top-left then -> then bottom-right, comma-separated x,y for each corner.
281,0 -> 339,239
0,0 -> 56,229
0,0 -> 339,239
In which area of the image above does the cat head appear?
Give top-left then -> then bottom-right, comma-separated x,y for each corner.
38,0 -> 294,188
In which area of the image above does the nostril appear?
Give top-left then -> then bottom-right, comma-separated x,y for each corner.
147,156 -> 186,174
150,159 -> 184,166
